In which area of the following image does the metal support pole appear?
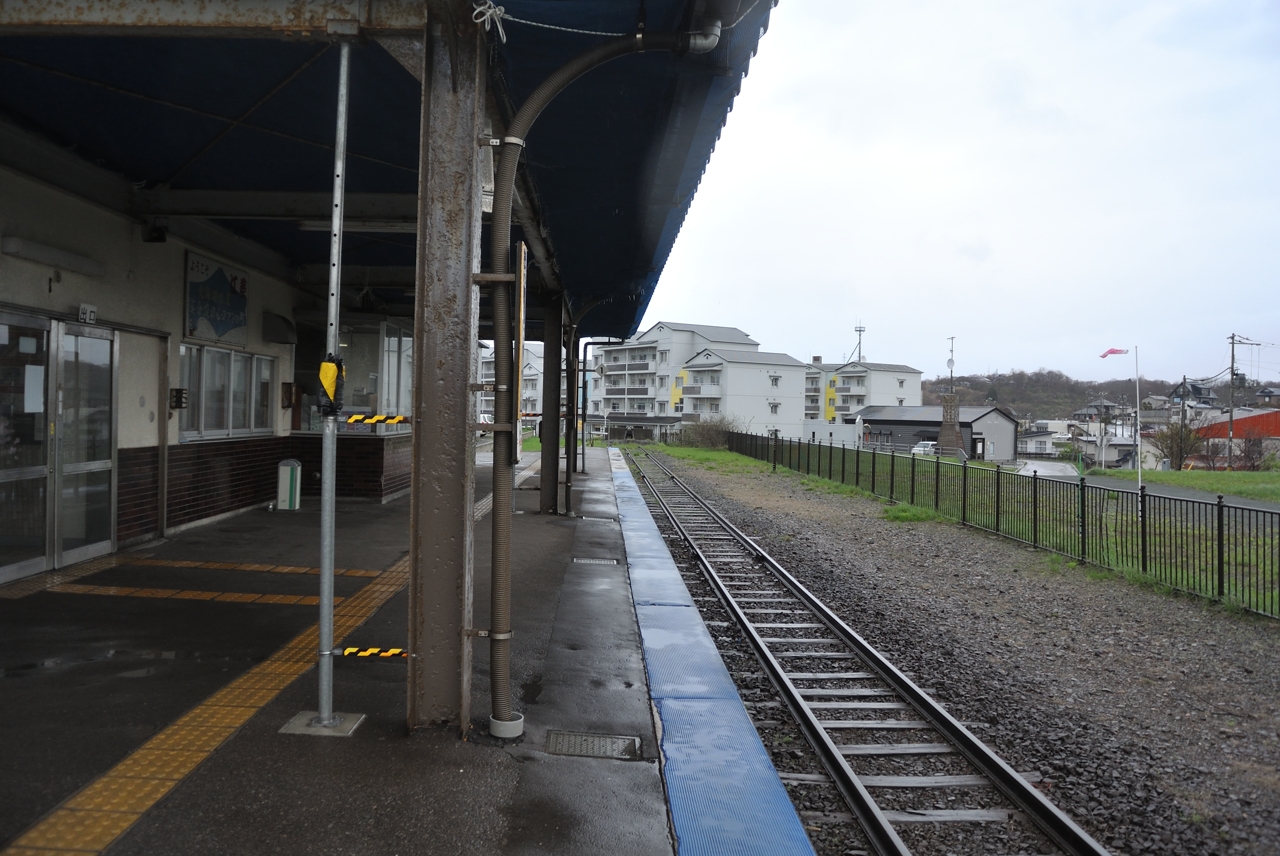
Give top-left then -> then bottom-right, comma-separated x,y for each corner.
888,449 -> 895,502
934,454 -> 941,510
315,40 -> 352,730
539,298 -> 562,514
579,337 -> 589,471
407,20 -> 484,735
960,459 -> 968,525
563,331 -> 578,515
1031,470 -> 1039,549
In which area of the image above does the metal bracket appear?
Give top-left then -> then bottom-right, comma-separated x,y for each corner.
479,136 -> 502,147
489,631 -> 513,641
469,382 -> 496,392
326,19 -> 360,37
464,628 -> 490,638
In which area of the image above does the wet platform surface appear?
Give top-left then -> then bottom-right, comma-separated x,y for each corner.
0,447 -> 808,856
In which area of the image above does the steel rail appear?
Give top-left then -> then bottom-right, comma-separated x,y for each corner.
636,451 -> 1111,856
627,452 -> 911,856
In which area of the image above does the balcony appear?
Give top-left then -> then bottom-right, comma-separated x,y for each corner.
681,385 -> 701,396
834,385 -> 853,394
834,405 -> 851,413
804,404 -> 820,412
681,413 -> 700,423
625,387 -> 651,396
603,387 -> 626,397
626,361 -> 652,372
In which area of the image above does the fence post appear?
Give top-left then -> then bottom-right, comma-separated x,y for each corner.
994,465 -> 1001,533
1139,484 -> 1147,576
841,443 -> 846,483
871,449 -> 877,495
961,459 -> 968,524
1078,476 -> 1087,564
772,436 -> 778,473
888,450 -> 896,501
910,453 -> 916,505
855,447 -> 861,487
1216,494 -> 1225,599
934,454 -> 941,510
829,439 -> 834,481
1031,470 -> 1039,549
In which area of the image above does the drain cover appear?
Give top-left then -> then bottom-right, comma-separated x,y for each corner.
572,557 -> 618,564
545,730 -> 641,760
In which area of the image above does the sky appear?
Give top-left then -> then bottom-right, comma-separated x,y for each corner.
641,0 -> 1280,384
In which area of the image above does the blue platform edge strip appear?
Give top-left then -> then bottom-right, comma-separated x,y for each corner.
609,449 -> 815,856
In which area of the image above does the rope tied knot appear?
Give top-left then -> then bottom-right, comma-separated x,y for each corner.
472,0 -> 508,43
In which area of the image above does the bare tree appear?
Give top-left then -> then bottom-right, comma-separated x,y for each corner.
1235,427 -> 1267,471
676,414 -> 747,449
1147,417 -> 1206,470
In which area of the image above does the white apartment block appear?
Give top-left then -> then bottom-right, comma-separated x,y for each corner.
479,342 -> 562,430
587,322 -> 760,420
804,356 -> 923,422
679,348 -> 808,437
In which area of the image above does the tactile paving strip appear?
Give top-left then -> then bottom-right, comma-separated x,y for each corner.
5,554 -> 411,855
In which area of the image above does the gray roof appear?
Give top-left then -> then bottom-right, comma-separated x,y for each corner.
641,321 -> 758,346
685,349 -> 807,367
834,360 -> 922,374
852,405 -> 1014,425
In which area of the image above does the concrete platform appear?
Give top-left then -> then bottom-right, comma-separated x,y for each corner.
0,447 -> 810,856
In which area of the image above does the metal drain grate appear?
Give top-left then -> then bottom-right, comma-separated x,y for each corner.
545,730 -> 640,760
572,557 -> 618,564
579,516 -> 617,523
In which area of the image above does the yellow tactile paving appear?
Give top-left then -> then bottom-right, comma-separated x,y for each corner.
174,704 -> 259,728
64,776 -> 176,813
10,809 -> 140,851
128,558 -> 380,578
3,555 -> 411,855
47,585 -> 345,606
0,553 -> 143,599
110,749 -> 208,781
144,726 -> 237,753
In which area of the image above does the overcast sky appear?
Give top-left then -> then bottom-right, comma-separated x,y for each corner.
641,0 -> 1280,384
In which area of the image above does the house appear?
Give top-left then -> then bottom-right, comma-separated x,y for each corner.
1255,387 -> 1278,407
674,348 -> 808,437
1170,380 -> 1218,407
803,357 -> 923,422
839,405 -> 1018,462
1070,398 -> 1120,421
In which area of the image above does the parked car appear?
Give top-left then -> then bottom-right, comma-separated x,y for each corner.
910,441 -> 937,456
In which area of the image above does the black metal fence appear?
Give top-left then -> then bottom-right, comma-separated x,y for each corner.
727,431 -> 1280,619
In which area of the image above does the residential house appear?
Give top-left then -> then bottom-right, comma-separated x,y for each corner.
841,405 -> 1018,462
1255,387 -> 1278,407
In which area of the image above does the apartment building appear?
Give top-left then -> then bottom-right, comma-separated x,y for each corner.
586,322 -> 760,420
679,348 -> 808,437
478,342 -> 562,431
804,357 -> 923,422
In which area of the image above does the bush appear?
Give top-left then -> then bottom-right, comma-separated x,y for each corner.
673,414 -> 747,449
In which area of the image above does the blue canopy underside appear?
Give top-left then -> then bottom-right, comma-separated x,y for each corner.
0,0 -> 770,338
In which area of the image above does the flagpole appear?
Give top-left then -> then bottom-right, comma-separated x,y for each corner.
1135,346 -> 1142,491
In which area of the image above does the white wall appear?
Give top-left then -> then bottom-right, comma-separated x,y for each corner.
0,168 -> 300,447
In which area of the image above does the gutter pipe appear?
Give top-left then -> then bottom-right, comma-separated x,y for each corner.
486,21 -> 722,739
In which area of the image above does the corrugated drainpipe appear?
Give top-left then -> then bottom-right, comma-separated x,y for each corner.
486,21 -> 722,738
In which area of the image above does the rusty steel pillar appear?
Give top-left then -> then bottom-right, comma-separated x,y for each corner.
539,296 -> 563,514
407,16 -> 485,734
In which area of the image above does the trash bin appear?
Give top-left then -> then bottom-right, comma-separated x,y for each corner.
277,459 -> 302,510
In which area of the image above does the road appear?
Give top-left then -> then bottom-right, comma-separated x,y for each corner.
1015,459 -> 1280,513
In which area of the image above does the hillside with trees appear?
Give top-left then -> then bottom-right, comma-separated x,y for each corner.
921,370 -> 1179,421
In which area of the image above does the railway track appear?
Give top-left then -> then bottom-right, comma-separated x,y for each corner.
628,450 -> 1111,856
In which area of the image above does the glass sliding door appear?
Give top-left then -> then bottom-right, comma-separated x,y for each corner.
0,313 -> 52,583
55,324 -> 116,566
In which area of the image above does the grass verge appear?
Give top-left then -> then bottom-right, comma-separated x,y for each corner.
1083,468 -> 1280,504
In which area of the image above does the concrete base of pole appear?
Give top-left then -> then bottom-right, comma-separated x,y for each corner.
489,713 -> 524,739
279,711 -> 366,737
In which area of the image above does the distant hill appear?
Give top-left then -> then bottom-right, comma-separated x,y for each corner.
921,370 -> 1196,420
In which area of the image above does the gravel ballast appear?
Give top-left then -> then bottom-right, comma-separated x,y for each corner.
649,451 -> 1280,856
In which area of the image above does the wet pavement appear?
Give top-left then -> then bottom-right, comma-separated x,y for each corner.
0,449 -> 673,856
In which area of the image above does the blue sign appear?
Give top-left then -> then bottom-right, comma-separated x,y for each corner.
186,253 -> 248,346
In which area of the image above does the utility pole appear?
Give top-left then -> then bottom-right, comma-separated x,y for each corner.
1180,374 -> 1187,469
855,325 -> 865,362
1229,334 -> 1236,470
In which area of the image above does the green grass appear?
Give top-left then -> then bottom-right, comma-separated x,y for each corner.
522,434 -> 541,452
650,446 -> 773,475
1084,468 -> 1280,504
883,504 -> 943,523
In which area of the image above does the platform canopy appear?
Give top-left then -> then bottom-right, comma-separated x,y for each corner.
0,0 -> 773,338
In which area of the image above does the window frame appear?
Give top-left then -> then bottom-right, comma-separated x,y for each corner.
181,343 -> 275,441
